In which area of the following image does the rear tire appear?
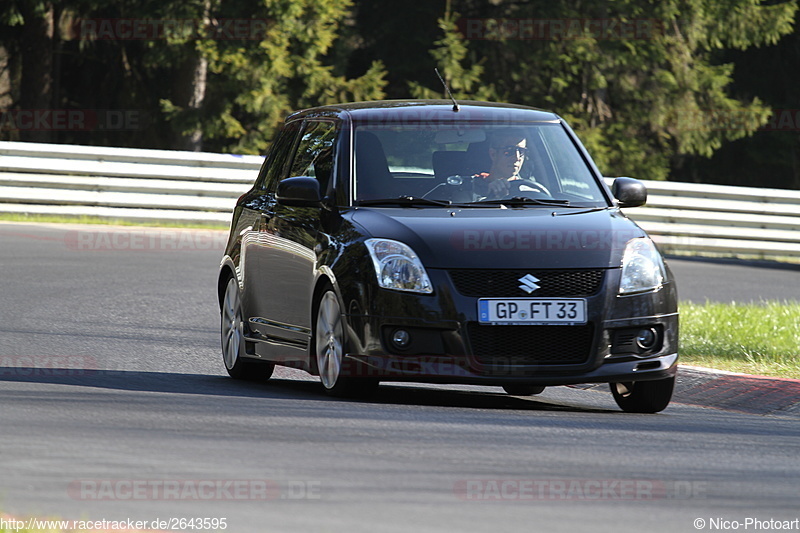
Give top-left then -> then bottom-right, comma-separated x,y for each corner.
221,276 -> 274,381
502,385 -> 546,396
314,287 -> 378,397
610,376 -> 675,413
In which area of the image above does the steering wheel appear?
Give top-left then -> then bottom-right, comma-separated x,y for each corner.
510,179 -> 551,196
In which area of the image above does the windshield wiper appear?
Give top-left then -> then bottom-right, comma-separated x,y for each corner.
356,196 -> 452,207
554,206 -> 612,216
471,196 -> 571,207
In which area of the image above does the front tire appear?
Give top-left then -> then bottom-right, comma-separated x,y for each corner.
314,287 -> 378,397
610,376 -> 675,413
221,276 -> 273,381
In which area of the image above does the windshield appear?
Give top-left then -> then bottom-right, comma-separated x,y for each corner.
353,123 -> 608,207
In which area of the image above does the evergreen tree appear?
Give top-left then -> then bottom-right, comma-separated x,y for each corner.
408,9 -> 497,102
418,0 -> 797,181
0,1 -> 56,143
1,0 -> 386,153
173,0 -> 386,154
346,0 -> 446,99
675,15 -> 800,189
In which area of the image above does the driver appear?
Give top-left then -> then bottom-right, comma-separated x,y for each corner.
477,130 -> 548,199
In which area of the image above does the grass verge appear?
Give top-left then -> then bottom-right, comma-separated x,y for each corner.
679,301 -> 800,379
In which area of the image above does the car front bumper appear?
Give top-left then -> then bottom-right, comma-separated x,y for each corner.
343,351 -> 678,386
338,266 -> 679,386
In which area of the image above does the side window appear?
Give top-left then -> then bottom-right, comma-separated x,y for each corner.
254,121 -> 301,192
286,120 -> 338,195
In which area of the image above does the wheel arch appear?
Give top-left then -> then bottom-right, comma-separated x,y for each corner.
218,258 -> 237,310
312,265 -> 341,309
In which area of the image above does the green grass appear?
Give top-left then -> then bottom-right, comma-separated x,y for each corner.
0,212 -> 228,230
680,301 -> 800,379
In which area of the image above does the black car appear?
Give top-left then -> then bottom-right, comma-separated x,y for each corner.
218,100 -> 678,413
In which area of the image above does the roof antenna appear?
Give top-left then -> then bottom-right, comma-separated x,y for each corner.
435,67 -> 460,112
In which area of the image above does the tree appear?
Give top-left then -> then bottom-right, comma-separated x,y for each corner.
1,1 -> 56,143
347,0 -> 447,98
674,13 -> 800,189
1,0 -> 385,153
419,0 -> 797,181
156,0 -> 213,151
408,10 -> 498,102
165,0 -> 387,154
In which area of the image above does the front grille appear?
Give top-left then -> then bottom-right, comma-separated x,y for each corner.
467,323 -> 594,367
449,269 -> 605,297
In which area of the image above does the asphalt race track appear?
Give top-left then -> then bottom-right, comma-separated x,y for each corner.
667,256 -> 800,304
1,223 -> 798,532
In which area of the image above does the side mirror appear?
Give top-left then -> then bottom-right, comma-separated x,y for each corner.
276,176 -> 322,207
611,177 -> 647,208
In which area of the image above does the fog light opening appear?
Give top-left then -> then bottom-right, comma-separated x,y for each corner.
391,329 -> 411,350
635,327 -> 658,350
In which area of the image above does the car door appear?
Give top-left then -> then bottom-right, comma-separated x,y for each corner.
238,120 -> 301,337
249,119 -> 339,357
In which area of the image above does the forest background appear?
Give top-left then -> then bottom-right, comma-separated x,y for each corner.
1,0 -> 799,189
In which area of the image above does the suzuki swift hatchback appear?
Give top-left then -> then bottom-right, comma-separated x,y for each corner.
218,100 -> 679,413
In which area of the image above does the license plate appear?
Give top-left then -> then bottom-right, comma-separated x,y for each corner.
478,299 -> 587,325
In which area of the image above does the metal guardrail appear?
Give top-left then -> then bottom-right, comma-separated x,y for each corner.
0,141 -> 261,224
1,141 -> 799,259
617,179 -> 800,260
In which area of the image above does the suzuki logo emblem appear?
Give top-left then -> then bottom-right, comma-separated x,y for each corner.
518,274 -> 540,294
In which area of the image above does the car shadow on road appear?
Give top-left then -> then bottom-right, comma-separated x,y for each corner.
0,366 -> 616,414
0,366 -> 312,398
359,383 -> 614,413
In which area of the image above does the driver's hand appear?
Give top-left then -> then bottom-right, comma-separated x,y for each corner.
487,178 -> 510,199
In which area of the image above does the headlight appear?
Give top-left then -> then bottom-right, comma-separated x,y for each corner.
365,239 -> 433,294
619,237 -> 666,295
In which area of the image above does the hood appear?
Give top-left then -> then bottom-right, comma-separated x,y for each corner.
349,207 -> 646,269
